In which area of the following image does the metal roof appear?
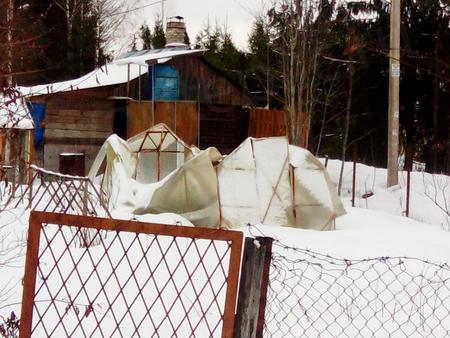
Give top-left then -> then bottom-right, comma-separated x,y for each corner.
19,47 -> 204,97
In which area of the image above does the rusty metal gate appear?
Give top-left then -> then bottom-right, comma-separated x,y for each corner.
20,212 -> 243,337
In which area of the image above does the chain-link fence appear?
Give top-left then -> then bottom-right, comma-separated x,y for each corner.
264,238 -> 450,337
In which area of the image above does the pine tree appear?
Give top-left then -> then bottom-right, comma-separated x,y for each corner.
151,19 -> 166,49
195,22 -> 246,86
139,24 -> 152,50
247,17 -> 273,107
184,31 -> 190,46
129,34 -> 137,51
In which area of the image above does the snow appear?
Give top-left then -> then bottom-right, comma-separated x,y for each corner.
325,159 -> 450,230
29,164 -> 87,180
246,207 -> 450,261
19,62 -> 147,97
59,153 -> 84,156
0,94 -> 34,129
114,48 -> 205,66
19,48 -> 205,97
0,157 -> 449,335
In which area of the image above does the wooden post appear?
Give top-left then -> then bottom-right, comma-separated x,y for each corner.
352,144 -> 357,207
405,169 -> 411,217
234,236 -> 273,338
19,213 -> 42,338
405,144 -> 413,217
157,147 -> 161,181
28,170 -> 33,209
197,82 -> 201,147
138,65 -> 142,102
127,64 -> 130,98
82,179 -> 88,216
151,63 -> 155,126
28,130 -> 34,183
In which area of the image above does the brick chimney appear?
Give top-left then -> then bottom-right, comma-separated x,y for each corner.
165,16 -> 187,47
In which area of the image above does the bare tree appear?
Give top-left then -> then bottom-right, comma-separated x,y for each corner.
267,0 -> 323,147
423,173 -> 450,230
92,0 -> 131,64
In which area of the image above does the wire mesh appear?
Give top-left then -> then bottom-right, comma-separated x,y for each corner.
2,164 -> 110,218
21,212 -> 242,338
260,233 -> 450,337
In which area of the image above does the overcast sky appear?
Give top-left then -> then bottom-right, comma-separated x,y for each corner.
122,0 -> 266,52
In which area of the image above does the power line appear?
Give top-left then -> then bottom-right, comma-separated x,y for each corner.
106,0 -> 167,18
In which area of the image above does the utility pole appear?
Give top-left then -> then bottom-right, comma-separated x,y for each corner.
387,0 -> 401,187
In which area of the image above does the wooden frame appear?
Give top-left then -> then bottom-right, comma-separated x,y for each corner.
20,211 -> 243,338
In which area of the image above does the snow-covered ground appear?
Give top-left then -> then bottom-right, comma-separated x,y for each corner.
0,159 -> 449,335
232,158 -> 450,262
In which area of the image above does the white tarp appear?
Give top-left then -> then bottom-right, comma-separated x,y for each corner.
90,133 -> 345,230
289,145 -> 346,230
89,123 -> 197,209
218,137 -> 345,230
218,137 -> 294,228
137,148 -> 222,227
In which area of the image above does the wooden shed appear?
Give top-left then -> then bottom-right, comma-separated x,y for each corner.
0,93 -> 34,184
21,46 -> 254,174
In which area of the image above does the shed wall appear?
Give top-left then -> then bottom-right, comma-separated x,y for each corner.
168,56 -> 253,106
127,101 -> 198,146
32,89 -> 115,174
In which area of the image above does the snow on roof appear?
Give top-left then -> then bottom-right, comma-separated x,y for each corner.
19,47 -> 205,97
115,47 -> 204,66
0,94 -> 34,129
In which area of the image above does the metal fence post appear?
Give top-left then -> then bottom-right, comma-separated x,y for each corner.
352,144 -> 357,207
234,236 -> 273,338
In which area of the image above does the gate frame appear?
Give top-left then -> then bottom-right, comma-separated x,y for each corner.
20,211 -> 243,338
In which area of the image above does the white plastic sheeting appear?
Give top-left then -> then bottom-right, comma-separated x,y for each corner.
90,132 -> 345,230
218,137 -> 293,228
289,145 -> 346,230
88,123 -> 196,210
218,137 -> 345,230
138,148 -> 222,227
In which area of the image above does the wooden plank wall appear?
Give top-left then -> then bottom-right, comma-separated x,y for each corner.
249,109 -> 311,147
37,92 -> 115,174
127,101 -> 152,137
248,108 -> 286,138
127,101 -> 199,146
168,56 -> 253,106
113,55 -> 253,106
199,104 -> 249,155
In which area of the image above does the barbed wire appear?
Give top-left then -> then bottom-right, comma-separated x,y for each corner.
246,224 -> 450,337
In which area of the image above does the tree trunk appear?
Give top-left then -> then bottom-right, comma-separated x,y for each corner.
338,63 -> 354,196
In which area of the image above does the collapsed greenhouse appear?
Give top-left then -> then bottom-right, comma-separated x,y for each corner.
89,123 -> 346,230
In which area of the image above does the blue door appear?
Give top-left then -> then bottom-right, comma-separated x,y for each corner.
148,64 -> 179,101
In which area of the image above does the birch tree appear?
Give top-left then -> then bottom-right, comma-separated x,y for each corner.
268,0 -> 330,147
